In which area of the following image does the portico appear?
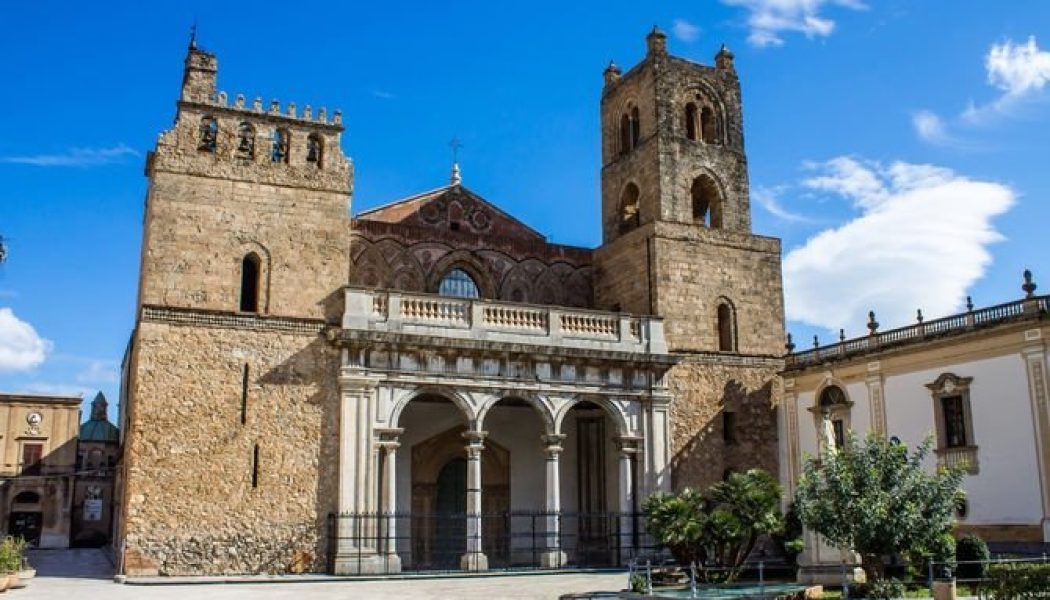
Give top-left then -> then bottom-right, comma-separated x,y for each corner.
331,287 -> 675,574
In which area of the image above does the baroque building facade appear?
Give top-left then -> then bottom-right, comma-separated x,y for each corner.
116,28 -> 785,576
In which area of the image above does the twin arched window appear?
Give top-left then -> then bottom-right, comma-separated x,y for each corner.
619,105 -> 641,155
306,134 -> 324,168
240,253 -> 261,313
684,103 -> 720,144
439,268 -> 480,299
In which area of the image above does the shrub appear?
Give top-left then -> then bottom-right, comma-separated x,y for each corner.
986,562 -> 1050,599
955,535 -> 990,581
0,537 -> 25,573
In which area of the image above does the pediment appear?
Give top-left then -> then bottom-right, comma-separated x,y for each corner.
356,184 -> 545,242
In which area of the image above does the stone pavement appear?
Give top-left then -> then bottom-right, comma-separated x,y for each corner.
22,548 -> 626,599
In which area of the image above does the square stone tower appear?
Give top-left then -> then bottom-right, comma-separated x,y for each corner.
117,41 -> 351,575
594,29 -> 786,489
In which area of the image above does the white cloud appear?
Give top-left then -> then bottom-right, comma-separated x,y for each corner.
0,308 -> 51,372
672,19 -> 701,43
963,36 -> 1050,124
720,0 -> 867,47
0,144 -> 138,167
76,359 -> 119,385
784,157 -> 1014,335
753,186 -> 813,222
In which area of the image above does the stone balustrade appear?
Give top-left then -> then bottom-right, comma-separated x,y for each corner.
343,287 -> 666,354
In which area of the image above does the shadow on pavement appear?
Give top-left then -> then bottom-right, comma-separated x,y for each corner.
27,548 -> 114,580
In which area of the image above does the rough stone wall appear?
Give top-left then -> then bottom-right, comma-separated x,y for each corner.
593,225 -> 652,314
667,358 -> 782,491
652,223 -> 784,355
122,321 -> 339,575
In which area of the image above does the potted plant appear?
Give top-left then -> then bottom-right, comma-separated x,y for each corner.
0,536 -> 27,590
9,537 -> 29,588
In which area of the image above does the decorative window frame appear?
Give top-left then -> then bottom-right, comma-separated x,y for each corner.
926,372 -> 979,475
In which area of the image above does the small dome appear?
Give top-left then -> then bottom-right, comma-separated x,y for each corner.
80,418 -> 119,443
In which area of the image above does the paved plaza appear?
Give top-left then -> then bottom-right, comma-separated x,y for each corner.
22,549 -> 626,599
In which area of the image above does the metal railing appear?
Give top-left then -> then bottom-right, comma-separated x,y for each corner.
787,295 -> 1049,369
327,511 -> 655,575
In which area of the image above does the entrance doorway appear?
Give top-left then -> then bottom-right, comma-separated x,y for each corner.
9,512 -> 42,546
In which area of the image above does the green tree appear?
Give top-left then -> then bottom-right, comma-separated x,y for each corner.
644,469 -> 787,582
794,433 -> 964,582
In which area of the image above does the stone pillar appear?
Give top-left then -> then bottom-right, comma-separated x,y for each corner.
334,368 -> 388,575
461,429 -> 489,571
1021,334 -> 1050,541
645,394 -> 673,494
865,362 -> 887,437
376,427 -> 403,572
616,436 -> 642,563
540,434 -> 567,568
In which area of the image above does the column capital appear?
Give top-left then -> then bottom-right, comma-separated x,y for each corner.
375,427 -> 403,444
615,435 -> 643,455
338,367 -> 382,391
542,434 -> 566,457
462,429 -> 487,458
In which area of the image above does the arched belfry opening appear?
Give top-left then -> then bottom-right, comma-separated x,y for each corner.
618,183 -> 641,233
685,103 -> 699,141
239,253 -> 261,313
700,106 -> 718,144
691,175 -> 723,228
619,105 -> 641,155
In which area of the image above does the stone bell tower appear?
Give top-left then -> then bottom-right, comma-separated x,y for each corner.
594,28 -> 786,489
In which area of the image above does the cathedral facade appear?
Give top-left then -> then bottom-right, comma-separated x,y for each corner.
116,29 -> 785,576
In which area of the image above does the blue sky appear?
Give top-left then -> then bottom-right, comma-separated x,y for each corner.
1,1 -> 1049,420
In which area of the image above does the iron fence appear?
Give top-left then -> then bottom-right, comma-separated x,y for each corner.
327,511 -> 657,575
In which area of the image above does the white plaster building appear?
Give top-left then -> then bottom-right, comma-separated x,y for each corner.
780,277 -> 1050,582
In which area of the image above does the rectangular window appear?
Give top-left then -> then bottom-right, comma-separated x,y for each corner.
251,443 -> 260,489
942,395 -> 967,448
832,419 -> 846,449
723,411 -> 737,445
22,443 -> 43,475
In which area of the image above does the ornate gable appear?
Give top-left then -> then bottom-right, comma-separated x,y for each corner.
356,184 -> 545,242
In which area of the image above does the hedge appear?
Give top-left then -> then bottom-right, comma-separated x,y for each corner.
987,562 -> 1050,599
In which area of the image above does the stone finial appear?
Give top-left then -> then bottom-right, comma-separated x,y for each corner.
812,335 -> 820,349
785,333 -> 795,353
839,328 -> 846,343
333,109 -> 343,125
1023,269 -> 1038,298
235,94 -> 246,109
716,44 -> 736,71
603,61 -> 622,86
287,102 -> 297,118
646,26 -> 668,58
966,296 -> 974,312
867,311 -> 879,335
317,107 -> 326,123
217,91 -> 228,106
268,99 -> 280,115
252,96 -> 263,112
450,162 -> 462,186
916,309 -> 924,324
304,105 -> 313,120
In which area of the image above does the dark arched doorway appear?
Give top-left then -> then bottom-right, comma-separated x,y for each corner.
432,458 -> 467,568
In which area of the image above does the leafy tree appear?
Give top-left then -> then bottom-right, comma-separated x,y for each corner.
794,433 -> 964,583
644,469 -> 787,582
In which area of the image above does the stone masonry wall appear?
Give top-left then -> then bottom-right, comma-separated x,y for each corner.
122,321 -> 339,575
667,358 -> 782,490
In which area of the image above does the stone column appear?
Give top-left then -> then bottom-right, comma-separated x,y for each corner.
1021,336 -> 1050,542
645,393 -> 673,494
540,434 -> 567,568
615,436 -> 642,563
461,429 -> 489,571
376,427 -> 403,572
334,368 -> 387,575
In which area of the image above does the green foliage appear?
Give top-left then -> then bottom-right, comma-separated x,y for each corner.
793,433 -> 964,580
0,537 -> 25,573
643,469 -> 784,583
773,503 -> 805,565
629,573 -> 648,593
986,562 -> 1050,599
849,577 -> 906,599
955,535 -> 990,581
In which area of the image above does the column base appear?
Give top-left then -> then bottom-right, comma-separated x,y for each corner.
460,552 -> 489,572
333,552 -> 402,575
540,550 -> 568,569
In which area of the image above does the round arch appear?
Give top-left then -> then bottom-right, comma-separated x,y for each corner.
552,395 -> 631,437
475,393 -> 556,436
676,81 -> 729,145
389,386 -> 478,428
427,251 -> 495,299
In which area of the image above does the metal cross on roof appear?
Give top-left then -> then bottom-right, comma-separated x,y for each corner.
449,136 -> 463,163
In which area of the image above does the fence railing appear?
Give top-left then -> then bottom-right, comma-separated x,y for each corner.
787,295 -> 1048,369
327,511 -> 656,575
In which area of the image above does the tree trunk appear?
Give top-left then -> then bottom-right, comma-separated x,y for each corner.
860,553 -> 885,582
